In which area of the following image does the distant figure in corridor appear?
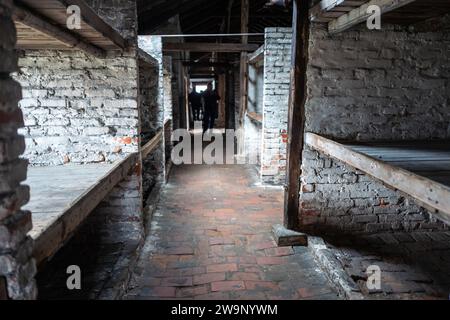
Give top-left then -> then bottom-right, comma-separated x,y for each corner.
201,82 -> 220,133
188,87 -> 202,121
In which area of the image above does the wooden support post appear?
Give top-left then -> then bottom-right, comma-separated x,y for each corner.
284,0 -> 310,232
238,0 -> 249,155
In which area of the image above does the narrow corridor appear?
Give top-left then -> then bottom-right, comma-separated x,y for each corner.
125,164 -> 340,300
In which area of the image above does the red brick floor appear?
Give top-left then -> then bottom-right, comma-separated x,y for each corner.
125,164 -> 340,300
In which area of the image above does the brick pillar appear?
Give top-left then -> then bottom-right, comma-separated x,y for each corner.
261,28 -> 292,185
0,0 -> 37,300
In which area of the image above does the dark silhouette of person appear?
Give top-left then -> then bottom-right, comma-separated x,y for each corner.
189,87 -> 202,121
202,83 -> 220,133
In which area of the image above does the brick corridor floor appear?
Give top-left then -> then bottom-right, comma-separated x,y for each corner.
124,164 -> 340,300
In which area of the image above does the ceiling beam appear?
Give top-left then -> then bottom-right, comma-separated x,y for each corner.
328,0 -> 417,33
163,42 -> 259,52
139,0 -> 208,34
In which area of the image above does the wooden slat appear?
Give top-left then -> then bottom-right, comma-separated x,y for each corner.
305,132 -> 450,225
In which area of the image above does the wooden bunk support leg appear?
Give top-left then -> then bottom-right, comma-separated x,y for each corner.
273,0 -> 309,247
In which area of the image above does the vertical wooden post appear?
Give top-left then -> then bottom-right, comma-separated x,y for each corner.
284,0 -> 310,230
238,0 -> 249,154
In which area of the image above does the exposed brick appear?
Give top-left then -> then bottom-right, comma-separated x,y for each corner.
193,273 -> 226,285
206,263 -> 238,273
211,280 -> 245,292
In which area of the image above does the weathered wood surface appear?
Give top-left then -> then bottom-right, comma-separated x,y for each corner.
26,154 -> 138,266
284,0 -> 310,231
305,133 -> 450,225
13,3 -> 105,57
13,0 -> 126,54
328,0 -> 417,33
309,0 -> 370,23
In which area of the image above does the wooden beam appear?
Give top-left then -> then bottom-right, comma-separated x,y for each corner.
13,3 -> 106,57
284,0 -> 310,231
138,49 -> 158,67
162,42 -> 258,52
248,45 -> 264,64
141,131 -> 163,159
63,0 -> 128,49
237,0 -> 249,155
328,0 -> 417,34
305,133 -> 450,225
309,0 -> 368,22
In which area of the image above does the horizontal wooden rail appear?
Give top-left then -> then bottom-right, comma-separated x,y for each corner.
247,112 -> 262,123
141,131 -> 163,159
305,132 -> 450,225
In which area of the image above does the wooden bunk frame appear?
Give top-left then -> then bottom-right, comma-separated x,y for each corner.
305,132 -> 450,225
13,0 -> 128,57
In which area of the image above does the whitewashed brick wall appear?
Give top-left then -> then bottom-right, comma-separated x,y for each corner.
299,19 -> 450,234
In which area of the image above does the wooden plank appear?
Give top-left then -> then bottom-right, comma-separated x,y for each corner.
13,2 -> 106,57
305,132 -> 450,225
141,131 -> 163,159
162,42 -> 259,53
284,0 -> 310,231
309,0 -> 369,22
328,0 -> 417,33
33,153 -> 139,266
